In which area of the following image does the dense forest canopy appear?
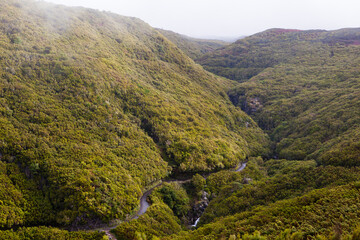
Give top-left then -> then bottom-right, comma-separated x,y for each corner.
199,28 -> 360,165
0,0 -> 267,236
0,0 -> 359,239
156,29 -> 229,60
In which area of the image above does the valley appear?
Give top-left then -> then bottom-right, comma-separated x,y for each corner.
0,0 -> 359,240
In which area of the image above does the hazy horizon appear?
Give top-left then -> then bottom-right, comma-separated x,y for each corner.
43,0 -> 359,39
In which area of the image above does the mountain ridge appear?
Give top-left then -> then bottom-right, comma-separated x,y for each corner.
0,0 -> 268,233
156,28 -> 229,60
197,27 -> 360,165
1,1 -> 360,239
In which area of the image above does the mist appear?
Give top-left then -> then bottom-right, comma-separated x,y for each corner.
41,0 -> 360,39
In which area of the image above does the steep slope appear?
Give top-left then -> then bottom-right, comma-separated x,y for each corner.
114,158 -> 360,240
200,28 -> 360,165
197,28 -> 315,82
168,181 -> 360,239
158,159 -> 360,240
201,159 -> 360,225
157,29 -> 229,60
0,0 -> 268,230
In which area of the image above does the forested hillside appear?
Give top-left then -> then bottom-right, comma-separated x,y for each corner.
113,158 -> 360,240
117,29 -> 360,240
147,28 -> 360,240
157,29 -> 229,60
0,0 -> 268,235
200,28 -> 360,165
1,0 -> 360,239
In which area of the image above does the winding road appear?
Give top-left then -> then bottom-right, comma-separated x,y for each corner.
134,183 -> 161,219
235,162 -> 247,172
100,162 -> 247,239
135,162 -> 247,219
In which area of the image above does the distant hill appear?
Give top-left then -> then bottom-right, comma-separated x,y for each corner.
198,28 -> 360,165
203,35 -> 246,42
157,29 -> 229,59
2,1 -> 360,239
110,28 -> 360,240
0,0 -> 268,232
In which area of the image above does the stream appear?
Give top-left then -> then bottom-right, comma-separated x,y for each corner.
99,162 -> 247,239
137,162 -> 247,220
190,162 -> 247,227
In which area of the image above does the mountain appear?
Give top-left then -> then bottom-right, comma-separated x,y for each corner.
197,28 -> 322,82
199,28 -> 360,165
0,0 -> 268,236
168,159 -> 360,240
112,28 -> 360,240
1,0 -> 360,239
156,29 -> 229,60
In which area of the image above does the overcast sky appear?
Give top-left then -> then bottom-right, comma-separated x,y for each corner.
44,0 -> 359,39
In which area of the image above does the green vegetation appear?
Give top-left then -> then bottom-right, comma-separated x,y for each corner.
1,0 -> 360,239
201,159 -> 360,225
0,161 -> 54,227
198,29 -> 325,82
191,174 -> 206,197
167,182 -> 360,239
153,182 -> 190,219
200,28 -> 360,166
163,29 -> 360,240
0,227 -> 105,240
112,194 -> 183,240
157,29 -> 229,60
0,0 -> 268,232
